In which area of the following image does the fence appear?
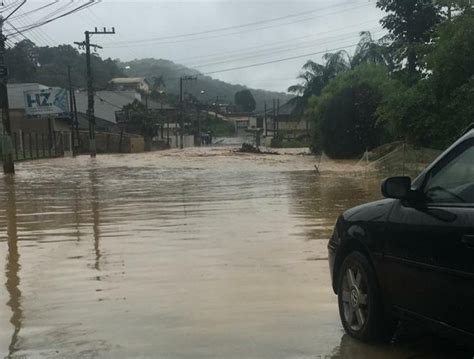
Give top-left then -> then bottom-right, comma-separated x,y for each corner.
76,131 -> 145,154
314,142 -> 443,178
1,130 -> 149,162
368,143 -> 442,178
10,131 -> 70,161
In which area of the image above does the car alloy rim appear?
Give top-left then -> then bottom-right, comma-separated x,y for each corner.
341,267 -> 368,331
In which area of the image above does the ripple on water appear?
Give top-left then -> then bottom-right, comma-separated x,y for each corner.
1,149 -> 459,358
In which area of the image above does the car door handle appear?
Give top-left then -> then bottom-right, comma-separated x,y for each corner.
461,235 -> 474,249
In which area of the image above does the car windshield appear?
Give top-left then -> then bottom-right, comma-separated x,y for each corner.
425,142 -> 474,204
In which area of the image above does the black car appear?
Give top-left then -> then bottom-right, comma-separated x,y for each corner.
328,126 -> 474,344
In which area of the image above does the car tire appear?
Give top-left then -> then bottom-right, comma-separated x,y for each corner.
337,251 -> 397,343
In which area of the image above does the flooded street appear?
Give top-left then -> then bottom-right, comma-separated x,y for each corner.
0,148 -> 471,358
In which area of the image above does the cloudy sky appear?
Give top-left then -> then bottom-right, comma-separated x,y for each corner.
5,0 -> 386,93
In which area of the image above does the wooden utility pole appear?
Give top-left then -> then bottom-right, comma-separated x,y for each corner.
72,86 -> 79,150
0,2 -> 27,173
272,99 -> 276,137
67,65 -> 76,157
276,98 -> 280,137
75,27 -> 115,158
179,76 -> 197,149
264,102 -> 267,137
0,16 -> 14,174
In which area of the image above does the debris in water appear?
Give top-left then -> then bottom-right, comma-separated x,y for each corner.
236,143 -> 279,155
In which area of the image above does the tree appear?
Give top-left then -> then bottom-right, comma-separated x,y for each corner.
379,12 -> 474,149
5,42 -> 123,89
5,39 -> 38,82
288,60 -> 330,114
308,65 -> 392,158
288,32 -> 392,114
376,0 -> 443,83
234,89 -> 256,112
427,13 -> 474,97
121,100 -> 158,150
151,75 -> 166,91
351,32 -> 394,71
435,0 -> 474,19
288,51 -> 351,114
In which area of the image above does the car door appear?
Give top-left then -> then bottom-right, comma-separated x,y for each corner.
382,138 -> 474,334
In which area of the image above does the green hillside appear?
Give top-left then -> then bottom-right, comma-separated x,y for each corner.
120,58 -> 292,112
5,41 -> 292,112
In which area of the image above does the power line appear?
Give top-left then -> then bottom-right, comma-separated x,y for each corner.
0,0 -> 22,14
7,15 -> 54,46
95,93 -> 123,109
6,0 -> 98,36
200,42 -> 360,76
34,1 -> 76,24
80,5 -> 137,61
2,0 -> 25,21
102,2 -> 372,48
15,8 -> 57,45
8,1 -> 59,20
188,28 -> 384,69
173,18 -> 381,64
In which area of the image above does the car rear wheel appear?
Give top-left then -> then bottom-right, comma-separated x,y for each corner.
337,251 -> 396,343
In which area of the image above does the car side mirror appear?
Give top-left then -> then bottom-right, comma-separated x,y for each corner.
381,176 -> 412,199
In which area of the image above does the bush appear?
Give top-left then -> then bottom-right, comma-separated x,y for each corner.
308,64 -> 393,158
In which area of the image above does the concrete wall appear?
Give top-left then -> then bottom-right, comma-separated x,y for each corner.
130,137 -> 145,153
278,119 -> 309,131
168,135 -> 195,149
78,131 -> 145,154
10,110 -> 71,133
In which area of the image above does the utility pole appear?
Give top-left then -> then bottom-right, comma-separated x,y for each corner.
0,16 -> 14,174
178,75 -> 197,149
72,86 -> 79,151
67,65 -> 76,157
272,99 -> 276,137
1,2 -> 26,174
264,102 -> 267,137
75,27 -> 115,158
276,99 -> 280,137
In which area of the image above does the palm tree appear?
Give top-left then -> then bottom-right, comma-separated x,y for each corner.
288,31 -> 393,114
288,51 -> 351,113
151,75 -> 166,91
323,50 -> 352,77
287,60 -> 326,113
352,31 -> 394,70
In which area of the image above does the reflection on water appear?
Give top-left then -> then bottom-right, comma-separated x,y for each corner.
4,176 -> 22,358
90,167 -> 102,273
330,333 -> 472,359
0,148 -> 470,358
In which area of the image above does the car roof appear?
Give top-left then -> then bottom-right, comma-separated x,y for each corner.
461,123 -> 474,137
462,122 -> 474,136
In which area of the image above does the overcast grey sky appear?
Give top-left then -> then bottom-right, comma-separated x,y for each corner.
7,0 -> 386,93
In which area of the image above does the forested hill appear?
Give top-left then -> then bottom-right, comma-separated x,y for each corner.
120,58 -> 291,112
5,41 -> 123,91
4,41 -> 291,112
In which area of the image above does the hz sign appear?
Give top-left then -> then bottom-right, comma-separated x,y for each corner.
24,88 -> 70,117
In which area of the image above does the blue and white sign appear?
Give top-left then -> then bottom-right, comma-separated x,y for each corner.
24,88 -> 70,117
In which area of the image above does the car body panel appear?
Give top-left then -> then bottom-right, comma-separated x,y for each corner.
328,128 -> 474,341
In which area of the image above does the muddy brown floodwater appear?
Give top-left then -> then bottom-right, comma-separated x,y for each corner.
0,148 -> 471,358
